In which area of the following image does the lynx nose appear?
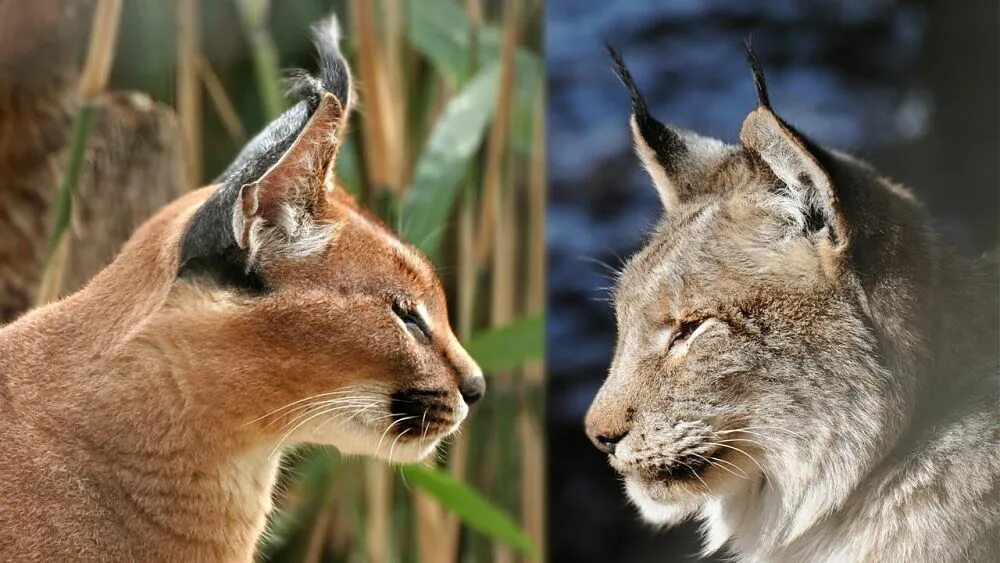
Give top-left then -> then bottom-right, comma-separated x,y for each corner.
586,427 -> 625,455
459,371 -> 486,406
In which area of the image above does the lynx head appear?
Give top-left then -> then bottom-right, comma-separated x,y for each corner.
159,16 -> 482,463
585,44 -> 929,542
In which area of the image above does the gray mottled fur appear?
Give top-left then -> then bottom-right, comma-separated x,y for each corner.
586,48 -> 999,562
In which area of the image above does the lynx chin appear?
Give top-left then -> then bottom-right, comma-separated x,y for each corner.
585,44 -> 999,562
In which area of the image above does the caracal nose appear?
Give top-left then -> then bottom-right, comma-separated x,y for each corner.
459,370 -> 486,406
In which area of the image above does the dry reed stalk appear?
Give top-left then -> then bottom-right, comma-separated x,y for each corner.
36,0 -> 122,305
35,234 -> 71,306
382,0 -> 408,189
473,0 -> 520,267
489,102 -> 519,563
303,485 -> 337,563
77,0 -> 122,101
197,56 -> 246,144
464,0 -> 483,26
350,0 -> 394,193
176,0 -> 201,187
364,462 -> 392,563
414,487 -> 450,562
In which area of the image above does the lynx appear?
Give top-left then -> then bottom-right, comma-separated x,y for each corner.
585,45 -> 998,562
0,15 -> 483,561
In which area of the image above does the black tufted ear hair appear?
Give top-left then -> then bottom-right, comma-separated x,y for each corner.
743,37 -> 772,110
607,45 -> 735,211
738,39 -> 850,249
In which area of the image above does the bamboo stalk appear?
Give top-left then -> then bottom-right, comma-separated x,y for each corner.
473,0 -> 520,267
176,0 -> 202,187
36,0 -> 122,305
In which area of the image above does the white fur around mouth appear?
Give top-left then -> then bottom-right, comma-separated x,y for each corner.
624,477 -> 698,527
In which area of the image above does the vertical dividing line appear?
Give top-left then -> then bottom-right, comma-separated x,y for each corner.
520,92 -> 547,563
176,0 -> 202,188
36,0 -> 123,306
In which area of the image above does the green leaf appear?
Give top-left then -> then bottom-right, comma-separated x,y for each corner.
406,0 -> 500,83
401,62 -> 501,260
465,315 -> 545,373
401,464 -> 536,557
234,0 -> 286,120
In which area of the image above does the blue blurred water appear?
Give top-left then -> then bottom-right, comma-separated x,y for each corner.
545,1 -> 997,561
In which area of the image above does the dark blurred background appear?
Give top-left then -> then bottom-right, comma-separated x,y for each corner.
544,0 -> 998,561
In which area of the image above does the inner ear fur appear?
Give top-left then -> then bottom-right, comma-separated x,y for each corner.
740,105 -> 848,250
609,45 -> 735,211
233,94 -> 345,252
738,43 -> 849,249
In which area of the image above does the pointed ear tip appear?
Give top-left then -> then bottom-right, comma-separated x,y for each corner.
742,39 -> 772,110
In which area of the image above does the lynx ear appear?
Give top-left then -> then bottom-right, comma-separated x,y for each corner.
608,46 -> 733,211
738,42 -> 848,248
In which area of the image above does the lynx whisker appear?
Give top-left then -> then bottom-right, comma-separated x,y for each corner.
677,459 -> 712,493
689,452 -> 749,480
703,441 -> 771,489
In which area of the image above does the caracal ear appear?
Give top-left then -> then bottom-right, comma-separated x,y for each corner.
177,14 -> 353,292
607,45 -> 734,211
232,93 -> 346,260
738,41 -> 849,250
228,14 -> 353,264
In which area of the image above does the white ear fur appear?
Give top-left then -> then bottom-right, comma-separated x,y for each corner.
232,95 -> 345,265
741,108 -> 848,248
629,116 -> 734,211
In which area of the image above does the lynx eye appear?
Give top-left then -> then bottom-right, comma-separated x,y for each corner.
392,302 -> 430,342
667,318 -> 705,352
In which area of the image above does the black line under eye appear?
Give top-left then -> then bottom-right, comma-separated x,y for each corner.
392,302 -> 429,340
668,318 -> 704,351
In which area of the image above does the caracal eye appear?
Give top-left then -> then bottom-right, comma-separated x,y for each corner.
392,302 -> 430,341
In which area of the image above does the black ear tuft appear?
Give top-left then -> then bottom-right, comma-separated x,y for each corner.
743,37 -> 771,110
606,44 -> 651,120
